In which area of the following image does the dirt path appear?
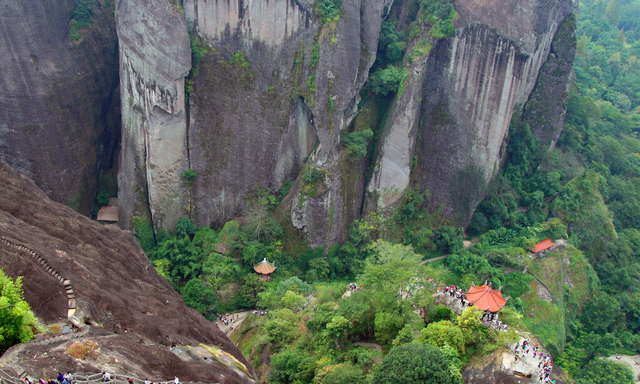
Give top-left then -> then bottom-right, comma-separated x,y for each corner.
354,342 -> 383,353
420,255 -> 449,264
215,311 -> 250,337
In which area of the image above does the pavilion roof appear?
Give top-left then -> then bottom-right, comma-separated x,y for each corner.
467,284 -> 507,312
96,206 -> 118,222
531,238 -> 555,253
254,258 -> 276,275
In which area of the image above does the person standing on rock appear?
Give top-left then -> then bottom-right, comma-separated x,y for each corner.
174,376 -> 179,384
102,372 -> 110,382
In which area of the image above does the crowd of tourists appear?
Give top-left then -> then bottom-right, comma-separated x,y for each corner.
251,309 -> 267,316
19,372 -> 180,384
512,339 -> 555,382
441,285 -> 474,308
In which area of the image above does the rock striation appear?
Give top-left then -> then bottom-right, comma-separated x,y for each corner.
0,0 -> 120,215
116,0 -> 192,232
0,161 -> 255,383
368,0 -> 578,225
179,0 -> 390,246
111,0 -> 578,244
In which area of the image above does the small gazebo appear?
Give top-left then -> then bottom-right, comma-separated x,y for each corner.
466,284 -> 508,313
253,258 -> 276,281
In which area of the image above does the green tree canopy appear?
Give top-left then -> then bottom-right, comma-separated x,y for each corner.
373,342 -> 459,384
180,278 -> 217,315
417,320 -> 465,356
575,359 -> 634,384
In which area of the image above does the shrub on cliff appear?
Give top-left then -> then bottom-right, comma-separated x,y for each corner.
316,0 -> 343,23
0,270 -> 41,353
369,66 -> 403,96
69,0 -> 96,40
343,129 -> 373,158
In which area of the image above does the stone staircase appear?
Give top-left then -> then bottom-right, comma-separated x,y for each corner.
0,237 -> 84,329
0,368 -> 184,384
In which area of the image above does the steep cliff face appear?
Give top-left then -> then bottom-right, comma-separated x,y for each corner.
523,13 -> 577,150
115,0 -> 577,244
183,0 -> 390,246
116,0 -> 191,231
0,0 -> 120,215
368,0 -> 578,225
0,160 -> 255,383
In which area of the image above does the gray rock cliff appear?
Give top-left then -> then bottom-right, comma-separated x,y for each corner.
183,0 -> 390,246
116,0 -> 192,232
0,0 -> 120,215
368,0 -> 578,225
113,0 -> 578,245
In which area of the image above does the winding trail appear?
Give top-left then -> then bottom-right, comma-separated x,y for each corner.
0,236 -> 83,328
215,311 -> 250,336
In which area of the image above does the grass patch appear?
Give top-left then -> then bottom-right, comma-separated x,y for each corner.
67,340 -> 98,360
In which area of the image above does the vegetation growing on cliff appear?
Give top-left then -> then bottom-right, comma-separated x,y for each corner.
69,0 -> 96,41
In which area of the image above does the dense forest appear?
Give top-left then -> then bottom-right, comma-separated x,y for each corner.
127,0 -> 640,382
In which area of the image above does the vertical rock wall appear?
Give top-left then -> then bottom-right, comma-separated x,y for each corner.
184,0 -> 390,246
115,0 -> 191,231
523,13 -> 577,150
0,0 -> 120,215
368,0 -> 578,225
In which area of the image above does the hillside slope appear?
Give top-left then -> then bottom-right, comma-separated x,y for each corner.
0,161 -> 255,383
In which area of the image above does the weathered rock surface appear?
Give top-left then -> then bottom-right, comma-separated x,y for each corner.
0,161 -> 255,383
116,0 -> 191,232
368,0 -> 578,225
0,0 -> 120,215
115,0 -> 578,245
523,13 -> 577,150
182,0 -> 390,246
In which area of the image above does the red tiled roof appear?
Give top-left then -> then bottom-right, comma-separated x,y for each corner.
254,258 -> 276,275
467,285 -> 508,312
531,238 -> 555,253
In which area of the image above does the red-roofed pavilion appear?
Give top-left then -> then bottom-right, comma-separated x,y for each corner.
254,258 -> 276,281
467,285 -> 508,313
531,238 -> 555,253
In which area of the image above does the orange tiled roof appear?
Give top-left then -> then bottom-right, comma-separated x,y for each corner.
254,258 -> 276,275
531,238 -> 555,253
467,285 -> 508,312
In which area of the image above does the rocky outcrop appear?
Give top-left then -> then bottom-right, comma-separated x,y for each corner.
0,160 -> 255,383
114,0 -> 577,245
116,0 -> 191,232
182,0 -> 390,245
523,13 -> 577,151
0,0 -> 120,215
368,0 -> 578,225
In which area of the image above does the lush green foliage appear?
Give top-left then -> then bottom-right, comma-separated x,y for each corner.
420,0 -> 456,38
373,342 -> 460,384
343,129 -> 374,158
69,0 -> 96,40
316,0 -> 343,23
0,270 -> 41,353
97,190 -> 110,206
182,169 -> 197,183
575,359 -> 634,384
369,67 -> 403,96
